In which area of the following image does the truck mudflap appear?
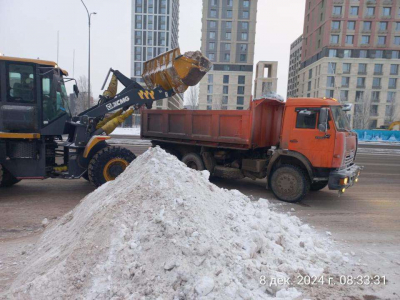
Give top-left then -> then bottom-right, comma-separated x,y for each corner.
328,164 -> 362,193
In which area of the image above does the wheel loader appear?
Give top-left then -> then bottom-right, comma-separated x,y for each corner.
0,48 -> 211,187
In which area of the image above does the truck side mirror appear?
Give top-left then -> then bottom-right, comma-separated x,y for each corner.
73,84 -> 80,97
318,108 -> 328,132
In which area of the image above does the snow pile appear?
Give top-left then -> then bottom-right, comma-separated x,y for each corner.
7,147 -> 348,299
112,127 -> 141,136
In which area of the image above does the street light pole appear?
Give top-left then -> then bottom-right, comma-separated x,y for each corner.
80,0 -> 96,109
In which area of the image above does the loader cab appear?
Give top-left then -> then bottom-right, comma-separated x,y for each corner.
0,56 -> 71,136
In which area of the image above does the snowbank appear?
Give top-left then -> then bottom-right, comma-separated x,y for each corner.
111,127 -> 141,136
7,148 -> 351,299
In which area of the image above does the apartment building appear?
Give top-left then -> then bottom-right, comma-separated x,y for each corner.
287,35 -> 303,98
198,0 -> 258,110
254,61 -> 279,99
131,0 -> 180,109
297,0 -> 400,129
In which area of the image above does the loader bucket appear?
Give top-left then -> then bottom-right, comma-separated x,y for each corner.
142,48 -> 212,94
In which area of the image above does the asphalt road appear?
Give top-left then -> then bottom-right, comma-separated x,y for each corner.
0,139 -> 399,298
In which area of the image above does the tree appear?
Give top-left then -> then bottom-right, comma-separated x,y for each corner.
75,76 -> 92,113
385,96 -> 399,126
353,93 -> 372,129
184,85 -> 199,110
212,95 -> 223,110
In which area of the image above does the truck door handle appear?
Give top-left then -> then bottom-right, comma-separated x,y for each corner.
290,139 -> 298,143
316,134 -> 331,140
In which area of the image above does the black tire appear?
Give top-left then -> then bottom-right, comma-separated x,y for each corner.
88,146 -> 136,187
270,164 -> 310,203
310,181 -> 328,191
0,164 -> 20,188
182,153 -> 205,171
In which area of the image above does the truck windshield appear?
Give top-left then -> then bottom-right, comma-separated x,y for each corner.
331,106 -> 351,131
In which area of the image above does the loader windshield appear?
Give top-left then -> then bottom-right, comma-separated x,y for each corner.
42,72 -> 71,123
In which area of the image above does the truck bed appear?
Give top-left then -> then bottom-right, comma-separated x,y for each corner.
141,98 -> 285,150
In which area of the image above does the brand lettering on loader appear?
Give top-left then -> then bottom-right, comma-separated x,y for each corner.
106,96 -> 130,111
138,90 -> 155,100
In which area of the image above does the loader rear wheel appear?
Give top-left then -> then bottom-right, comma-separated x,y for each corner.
182,153 -> 205,171
88,146 -> 136,187
0,165 -> 20,188
270,164 -> 310,203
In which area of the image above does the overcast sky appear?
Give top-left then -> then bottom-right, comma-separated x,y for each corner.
0,0 -> 305,99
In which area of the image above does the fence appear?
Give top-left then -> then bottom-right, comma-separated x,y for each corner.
354,130 -> 400,142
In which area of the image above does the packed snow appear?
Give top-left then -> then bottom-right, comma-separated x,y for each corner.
5,147 -> 359,299
111,127 -> 141,136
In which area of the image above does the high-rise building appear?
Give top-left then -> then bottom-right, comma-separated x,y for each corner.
131,0 -> 180,109
295,0 -> 400,129
254,61 -> 278,99
287,35 -> 303,98
198,0 -> 258,110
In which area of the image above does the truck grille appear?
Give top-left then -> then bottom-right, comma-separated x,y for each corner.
344,150 -> 355,167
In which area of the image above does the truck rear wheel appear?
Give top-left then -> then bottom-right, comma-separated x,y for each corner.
0,164 -> 20,188
270,164 -> 310,202
182,153 -> 205,171
88,146 -> 136,187
310,181 -> 328,191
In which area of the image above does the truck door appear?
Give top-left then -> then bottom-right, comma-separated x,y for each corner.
288,107 -> 335,168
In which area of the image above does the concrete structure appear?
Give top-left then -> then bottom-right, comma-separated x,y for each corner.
254,61 -> 278,99
199,0 -> 258,110
287,35 -> 303,98
296,0 -> 400,129
131,0 -> 180,109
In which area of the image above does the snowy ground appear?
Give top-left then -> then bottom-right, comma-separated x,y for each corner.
111,127 -> 141,136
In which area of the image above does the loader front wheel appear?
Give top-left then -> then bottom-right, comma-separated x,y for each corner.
0,164 -> 20,188
88,146 -> 136,187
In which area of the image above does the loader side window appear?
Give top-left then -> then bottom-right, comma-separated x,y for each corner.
7,64 -> 35,103
296,109 -> 317,129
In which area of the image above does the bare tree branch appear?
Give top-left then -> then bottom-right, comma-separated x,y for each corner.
184,85 -> 199,110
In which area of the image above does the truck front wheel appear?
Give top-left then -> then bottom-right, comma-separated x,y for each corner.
0,164 -> 20,188
182,153 -> 205,171
88,146 -> 136,187
270,164 -> 310,202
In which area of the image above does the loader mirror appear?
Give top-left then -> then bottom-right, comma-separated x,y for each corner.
73,84 -> 79,97
318,108 -> 329,132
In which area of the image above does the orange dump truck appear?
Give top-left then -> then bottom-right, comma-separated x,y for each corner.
141,98 -> 362,202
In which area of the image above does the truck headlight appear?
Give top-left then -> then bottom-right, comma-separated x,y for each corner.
340,177 -> 348,185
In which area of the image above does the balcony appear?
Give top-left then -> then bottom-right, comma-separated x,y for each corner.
332,13 -> 343,19
366,0 -> 377,5
360,43 -> 370,47
331,29 -> 341,33
361,29 -> 371,33
358,71 -> 367,75
357,84 -> 366,88
382,0 -> 392,4
377,44 -> 387,48
364,14 -> 375,19
372,85 -> 382,89
381,15 -> 392,19
374,71 -> 383,75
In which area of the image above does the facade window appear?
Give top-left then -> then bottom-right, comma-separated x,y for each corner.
328,62 -> 336,74
207,85 -> 213,94
379,22 -> 388,31
307,81 -> 312,91
330,35 -> 339,44
242,11 -> 249,18
347,21 -> 356,30
344,50 -> 352,58
361,35 -> 370,44
332,21 -> 340,30
208,74 -> 213,83
308,69 -> 312,79
242,22 -> 248,30
243,0 -> 249,7
375,50 -> 384,58
396,22 -> 400,31
207,95 -> 212,104
371,92 -> 380,103
135,63 -> 141,76
210,9 -> 217,18
209,31 -> 216,39
241,33 -> 248,40
227,0 -> 233,6
223,75 -> 229,84
223,86 -> 229,94
372,77 -> 381,88
237,86 -> 245,94
358,63 -> 367,74
227,10 -> 233,18
350,6 -> 359,16
225,32 -> 231,40
363,21 -> 372,31
237,106 -> 244,110
207,105 -> 212,110
240,54 -> 247,62
240,44 -> 247,52
327,76 -> 335,88
389,78 -> 397,89
357,77 -> 366,87
222,96 -> 228,104
211,0 -> 217,6
346,35 -> 354,44
226,21 -> 232,29
387,92 -> 396,103
329,49 -> 337,57
343,63 -> 351,74
374,64 -> 383,74
135,15 -> 142,29
237,96 -> 244,105
394,37 -> 400,45
332,6 -> 342,16
377,36 -> 386,45
210,21 -> 217,28
360,50 -> 368,58
238,75 -> 245,84
382,7 -> 391,17
366,7 -> 375,16
355,91 -> 364,102
340,90 -> 349,101
392,51 -> 400,59
209,42 -> 215,50
390,64 -> 399,75
341,77 -> 350,87
208,53 -> 215,61
224,53 -> 230,61
326,90 -> 334,98
225,43 -> 231,50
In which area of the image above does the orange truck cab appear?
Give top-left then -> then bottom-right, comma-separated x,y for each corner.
141,97 -> 362,202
